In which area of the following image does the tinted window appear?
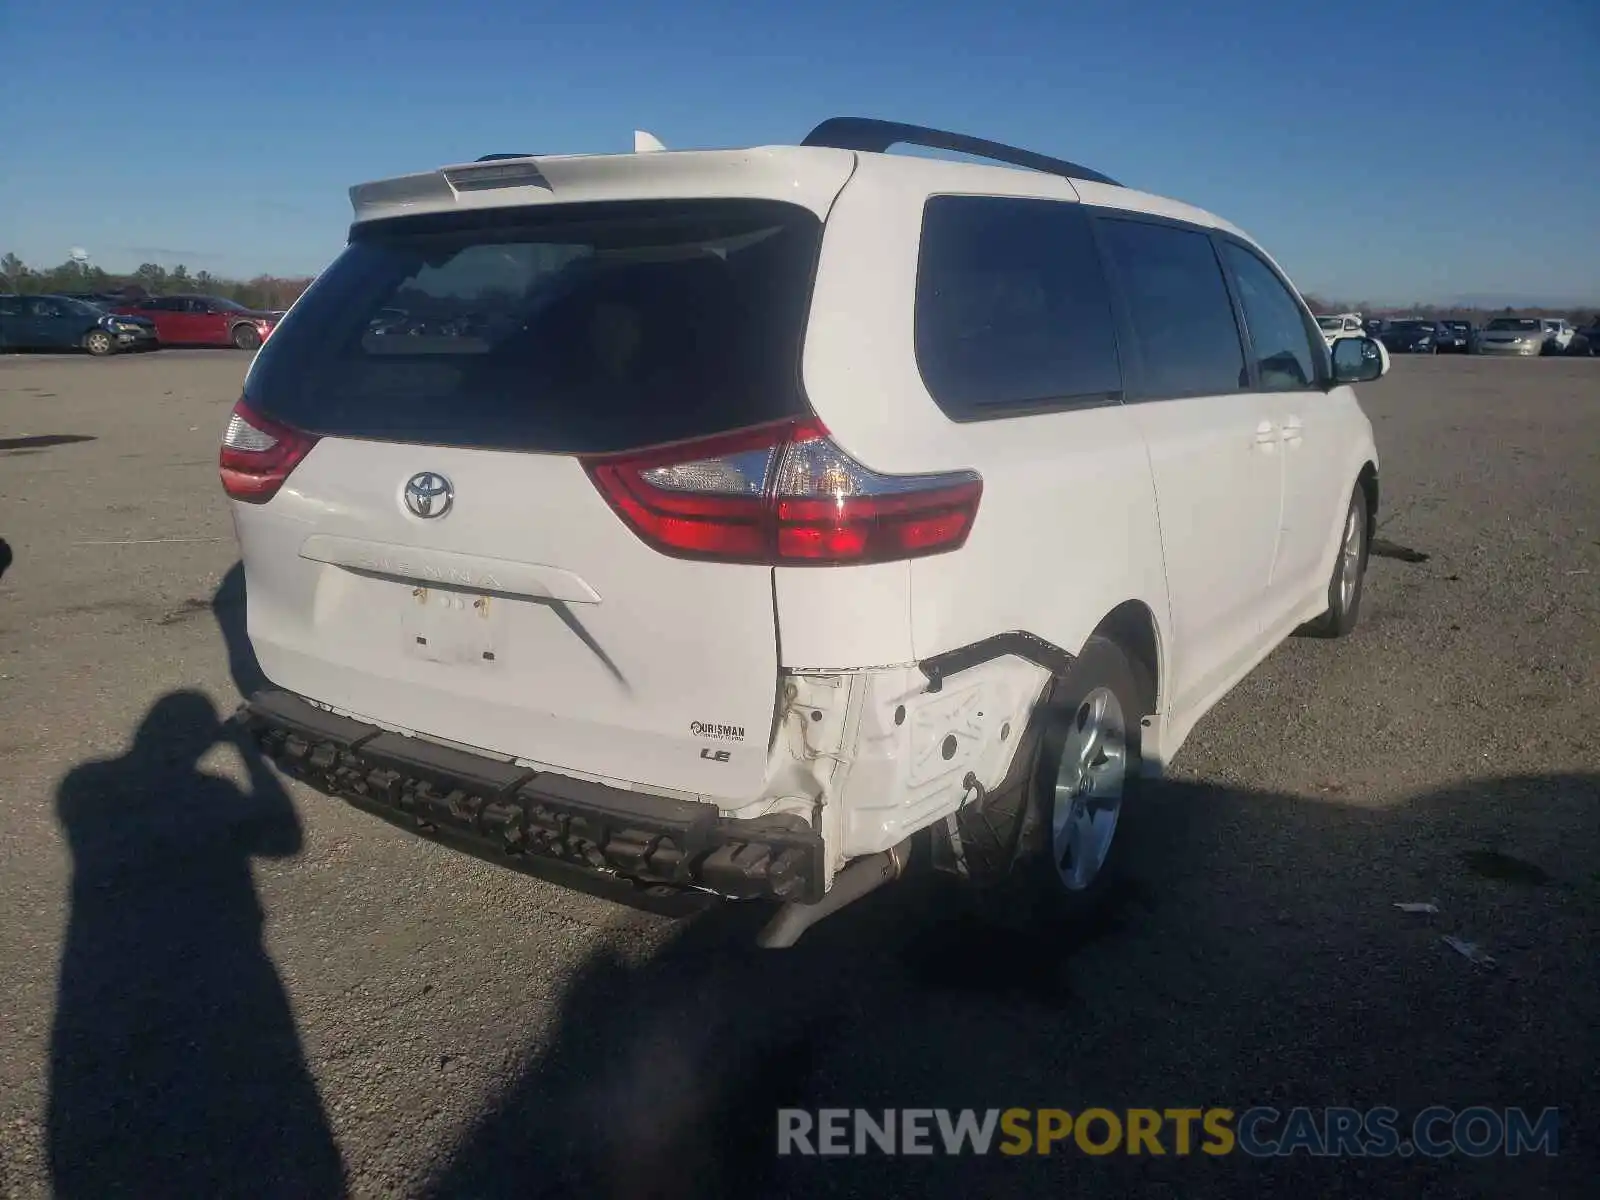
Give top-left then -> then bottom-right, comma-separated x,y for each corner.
0,296 -> 19,316
1098,218 -> 1246,398
1221,242 -> 1320,390
246,200 -> 820,453
914,196 -> 1121,418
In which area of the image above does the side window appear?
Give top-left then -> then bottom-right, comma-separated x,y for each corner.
1097,217 -> 1246,398
0,297 -> 20,317
187,299 -> 211,313
914,195 -> 1122,419
27,297 -> 63,318
1220,242 -> 1321,391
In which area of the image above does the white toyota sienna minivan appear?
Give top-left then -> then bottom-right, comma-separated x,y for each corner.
227,119 -> 1389,945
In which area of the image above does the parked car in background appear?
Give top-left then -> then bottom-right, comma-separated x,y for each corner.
1316,312 -> 1365,346
0,293 -> 158,355
1540,319 -> 1575,354
1364,318 -> 1383,335
115,294 -> 279,350
1568,323 -> 1600,356
1436,320 -> 1474,353
1476,317 -> 1547,357
61,292 -> 133,310
1378,319 -> 1446,354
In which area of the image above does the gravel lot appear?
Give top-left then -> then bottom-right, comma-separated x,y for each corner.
1,350 -> 1596,1198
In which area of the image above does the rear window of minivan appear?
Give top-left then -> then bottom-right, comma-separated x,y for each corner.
244,200 -> 820,454
914,196 -> 1123,418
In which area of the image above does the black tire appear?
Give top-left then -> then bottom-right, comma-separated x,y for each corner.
82,329 -> 115,356
232,323 -> 262,351
1302,483 -> 1368,638
953,636 -> 1148,927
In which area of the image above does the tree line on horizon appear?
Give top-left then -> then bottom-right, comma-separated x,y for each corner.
1297,294 -> 1596,326
0,253 -> 314,313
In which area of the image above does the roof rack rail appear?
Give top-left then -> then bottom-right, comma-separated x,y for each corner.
475,153 -> 535,162
800,117 -> 1120,188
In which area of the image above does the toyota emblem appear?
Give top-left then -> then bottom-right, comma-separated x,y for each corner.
403,472 -> 453,519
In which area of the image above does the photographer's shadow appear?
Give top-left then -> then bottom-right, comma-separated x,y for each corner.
47,690 -> 345,1197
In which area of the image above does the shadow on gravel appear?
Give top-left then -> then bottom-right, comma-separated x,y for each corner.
1369,538 -> 1431,564
425,771 -> 1598,1200
0,433 -> 96,451
213,562 -> 266,700
47,608 -> 344,1194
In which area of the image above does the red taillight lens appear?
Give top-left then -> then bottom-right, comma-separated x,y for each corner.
219,398 -> 317,503
582,418 -> 982,565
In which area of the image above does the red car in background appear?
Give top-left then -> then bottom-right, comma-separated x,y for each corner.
114,294 -> 279,350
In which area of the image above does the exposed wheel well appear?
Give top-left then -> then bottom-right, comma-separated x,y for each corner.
1091,601 -> 1161,717
1358,462 -> 1379,547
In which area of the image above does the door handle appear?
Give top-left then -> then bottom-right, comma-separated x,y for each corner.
1282,416 -> 1304,445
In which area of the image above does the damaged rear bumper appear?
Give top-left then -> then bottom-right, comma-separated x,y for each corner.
239,688 -> 825,904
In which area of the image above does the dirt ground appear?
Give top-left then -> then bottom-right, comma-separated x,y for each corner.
0,350 -> 1596,1197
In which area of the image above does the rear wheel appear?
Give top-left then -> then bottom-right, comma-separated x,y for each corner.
232,323 -> 262,351
83,329 -> 114,356
1303,484 -> 1368,638
953,636 -> 1148,925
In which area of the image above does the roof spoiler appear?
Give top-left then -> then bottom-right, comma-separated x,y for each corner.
801,116 -> 1120,187
472,130 -> 667,162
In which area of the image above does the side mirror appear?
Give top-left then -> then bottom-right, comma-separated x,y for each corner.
1331,336 -> 1389,384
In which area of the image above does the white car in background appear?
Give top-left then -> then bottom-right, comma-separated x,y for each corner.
1541,319 -> 1575,353
226,118 -> 1388,945
1316,313 -> 1365,347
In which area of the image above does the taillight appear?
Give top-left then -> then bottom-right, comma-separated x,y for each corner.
582,418 -> 982,565
219,398 -> 317,503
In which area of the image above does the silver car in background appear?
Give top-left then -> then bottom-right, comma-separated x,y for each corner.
1476,316 -> 1546,357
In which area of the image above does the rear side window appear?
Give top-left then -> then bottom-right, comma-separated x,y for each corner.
1097,218 -> 1247,398
1220,242 -> 1321,390
914,196 -> 1122,419
245,200 -> 821,454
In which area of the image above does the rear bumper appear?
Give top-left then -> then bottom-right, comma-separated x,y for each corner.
240,688 -> 824,903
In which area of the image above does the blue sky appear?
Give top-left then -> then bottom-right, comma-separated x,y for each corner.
4,0 -> 1596,304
